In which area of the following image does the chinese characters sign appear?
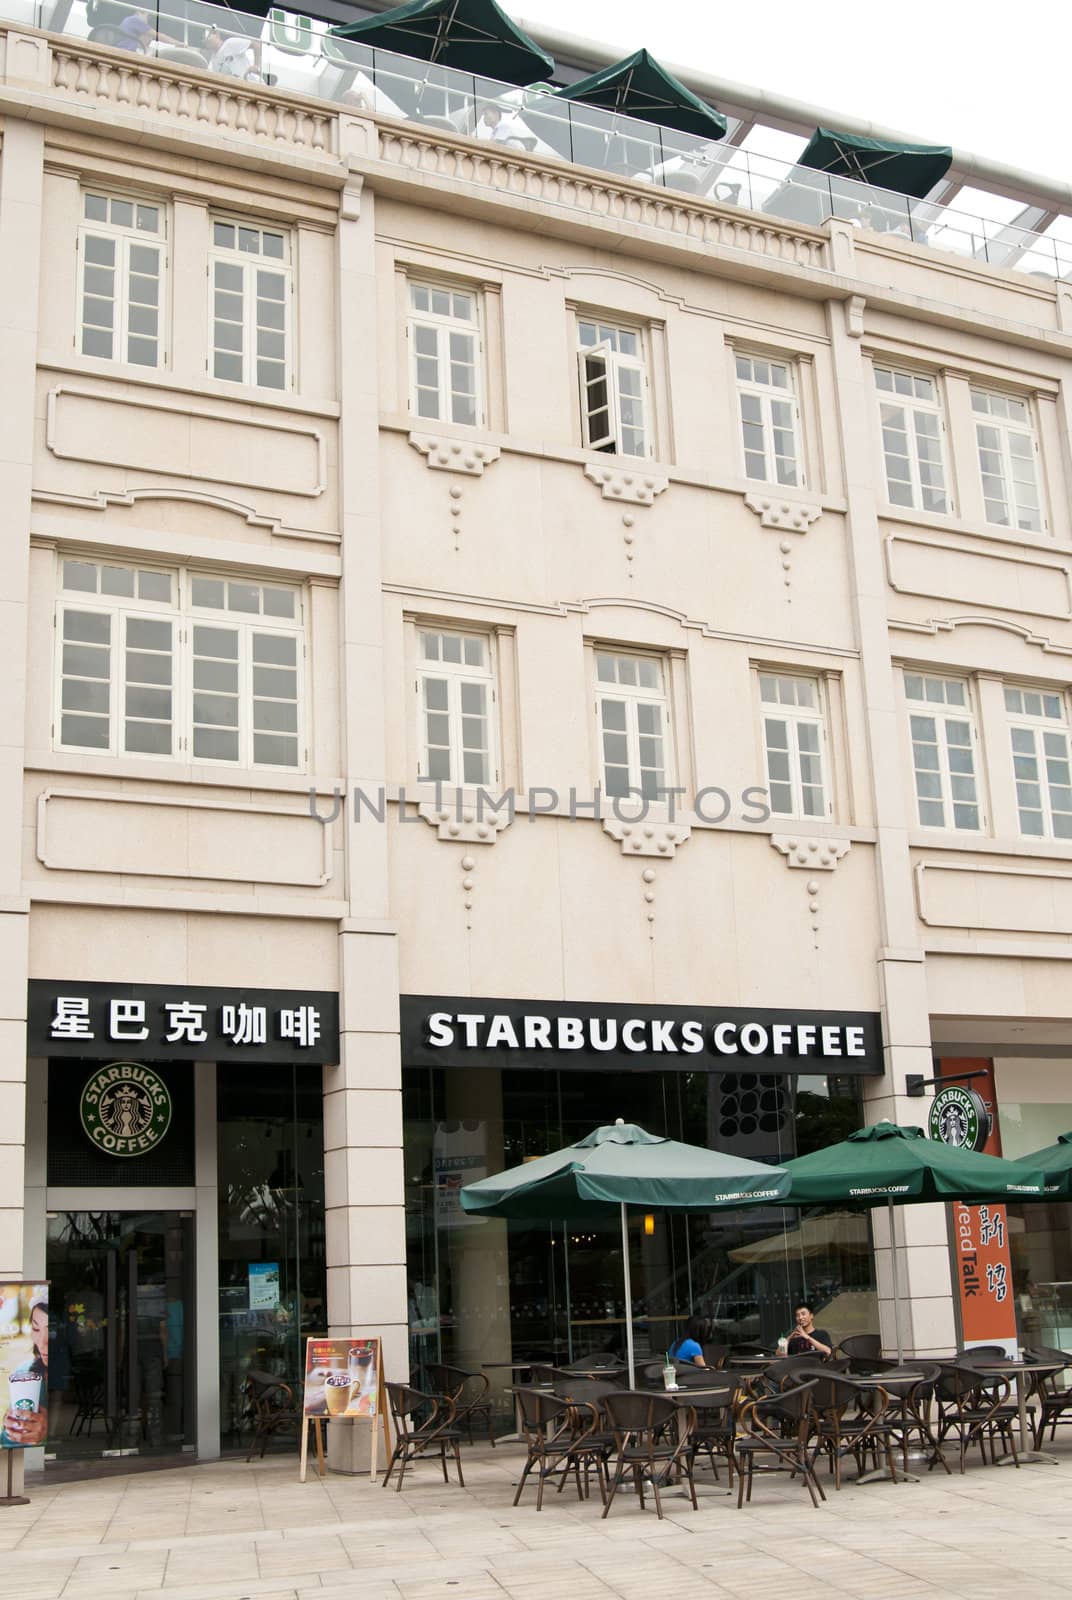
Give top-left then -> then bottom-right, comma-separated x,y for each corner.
939,1056 -> 1018,1357
29,981 -> 340,1064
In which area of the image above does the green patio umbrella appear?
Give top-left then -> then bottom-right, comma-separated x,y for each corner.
781,1122 -> 1046,1360
798,127 -> 952,198
1014,1130 -> 1072,1197
460,1118 -> 789,1383
553,48 -> 727,140
331,0 -> 555,86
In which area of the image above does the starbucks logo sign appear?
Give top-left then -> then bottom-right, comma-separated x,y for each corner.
80,1063 -> 172,1157
928,1085 -> 989,1153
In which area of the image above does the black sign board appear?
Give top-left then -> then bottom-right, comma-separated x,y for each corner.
401,996 -> 883,1076
30,981 -> 340,1065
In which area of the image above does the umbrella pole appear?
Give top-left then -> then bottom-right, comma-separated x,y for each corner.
888,1197 -> 905,1364
620,1202 -> 636,1387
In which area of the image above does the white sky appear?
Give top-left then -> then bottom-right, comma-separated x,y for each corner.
518,0 -> 1070,186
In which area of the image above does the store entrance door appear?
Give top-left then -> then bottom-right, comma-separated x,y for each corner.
46,1211 -> 195,1462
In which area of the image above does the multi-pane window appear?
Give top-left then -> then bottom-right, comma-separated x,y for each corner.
416,629 -> 495,785
904,673 -> 980,830
55,559 -> 302,768
736,355 -> 801,486
874,365 -> 948,513
577,319 -> 649,458
210,220 -> 290,390
971,389 -> 1042,532
408,283 -> 482,426
1005,686 -> 1072,840
595,651 -> 669,801
78,192 -> 164,367
759,673 -> 827,818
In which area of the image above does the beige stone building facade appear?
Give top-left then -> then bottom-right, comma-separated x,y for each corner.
1,0 -> 1071,1473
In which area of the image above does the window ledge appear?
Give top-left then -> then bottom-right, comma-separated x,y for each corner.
878,502 -> 1070,553
26,751 -> 333,797
908,829 -> 1072,862
37,356 -> 340,420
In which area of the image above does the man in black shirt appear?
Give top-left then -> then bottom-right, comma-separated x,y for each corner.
785,1303 -> 833,1357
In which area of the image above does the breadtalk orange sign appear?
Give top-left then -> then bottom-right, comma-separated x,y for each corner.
938,1058 -> 1018,1354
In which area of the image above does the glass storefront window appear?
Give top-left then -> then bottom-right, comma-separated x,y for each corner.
1000,1096 -> 1072,1356
217,1067 -> 325,1450
403,1065 -> 876,1425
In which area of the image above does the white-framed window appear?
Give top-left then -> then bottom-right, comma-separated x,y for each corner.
971,389 -> 1043,532
407,281 -> 482,426
577,318 -> 650,458
78,191 -> 165,367
415,628 -> 496,786
1005,685 -> 1072,840
595,650 -> 670,801
758,673 -> 828,818
735,354 -> 802,486
209,219 -> 291,390
904,672 -> 981,831
874,365 -> 948,513
55,558 -> 303,769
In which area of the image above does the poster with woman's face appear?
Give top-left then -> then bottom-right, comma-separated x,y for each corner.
0,1285 -> 49,1449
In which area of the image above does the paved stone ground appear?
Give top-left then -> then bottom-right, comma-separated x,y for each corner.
2,1436 -> 1071,1600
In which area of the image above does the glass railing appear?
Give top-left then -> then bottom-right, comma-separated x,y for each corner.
11,0 -> 1072,281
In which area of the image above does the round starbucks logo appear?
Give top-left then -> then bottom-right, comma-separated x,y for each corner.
928,1085 -> 988,1153
80,1063 -> 172,1157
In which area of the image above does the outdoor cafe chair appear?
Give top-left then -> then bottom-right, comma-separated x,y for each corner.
801,1370 -> 900,1488
513,1389 -> 607,1509
734,1380 -> 825,1508
701,1342 -> 731,1369
242,1369 -> 299,1463
838,1333 -> 882,1364
423,1363 -> 495,1446
877,1364 -> 950,1475
935,1364 -> 1018,1473
1025,1347 -> 1072,1450
382,1383 -> 464,1492
684,1378 -> 740,1487
601,1391 -> 698,1519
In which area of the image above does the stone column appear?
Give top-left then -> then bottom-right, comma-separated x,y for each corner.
825,283 -> 956,1358
324,125 -> 408,1477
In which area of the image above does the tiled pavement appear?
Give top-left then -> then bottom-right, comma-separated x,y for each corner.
2,1437 -> 1071,1600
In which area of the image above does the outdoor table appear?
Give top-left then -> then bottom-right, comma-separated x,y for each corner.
488,1366 -> 553,1444
974,1359 -> 1065,1466
662,1386 -> 733,1498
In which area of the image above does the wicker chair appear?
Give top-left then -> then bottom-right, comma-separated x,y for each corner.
243,1369 -> 299,1462
936,1364 -> 1019,1473
601,1390 -> 698,1520
513,1388 -> 607,1509
423,1363 -> 496,1446
1025,1347 -> 1072,1450
382,1383 -> 464,1492
734,1380 -> 824,1508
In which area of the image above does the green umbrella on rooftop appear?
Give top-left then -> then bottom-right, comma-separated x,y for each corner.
781,1121 -> 1046,1360
553,48 -> 727,140
461,1118 -> 788,1384
1013,1130 -> 1072,1197
798,127 -> 952,198
331,0 -> 555,86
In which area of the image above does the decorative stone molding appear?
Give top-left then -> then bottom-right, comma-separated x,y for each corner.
603,818 -> 691,857
744,494 -> 822,532
771,835 -> 851,871
50,47 -> 335,155
376,130 -> 830,270
846,294 -> 866,338
408,433 -> 501,476
419,802 -> 510,844
584,463 -> 668,506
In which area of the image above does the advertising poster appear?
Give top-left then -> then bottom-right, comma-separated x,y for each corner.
0,1285 -> 49,1450
248,1263 -> 280,1311
302,1337 -> 380,1419
938,1057 -> 1018,1357
433,1119 -> 487,1230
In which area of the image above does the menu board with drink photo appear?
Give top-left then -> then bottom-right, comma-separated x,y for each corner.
0,1285 -> 49,1473
299,1336 -> 389,1482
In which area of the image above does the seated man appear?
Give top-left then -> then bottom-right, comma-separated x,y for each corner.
201,26 -> 263,82
116,9 -> 179,52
